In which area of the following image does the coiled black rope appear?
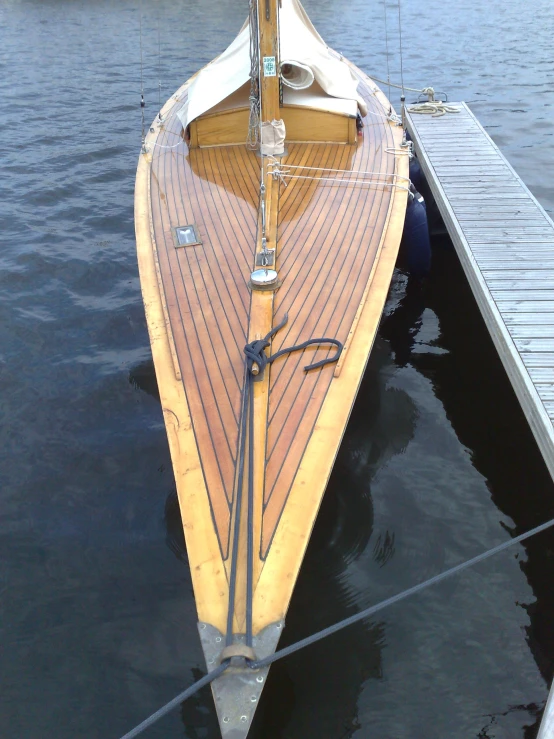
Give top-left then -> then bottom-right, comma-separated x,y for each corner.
118,516 -> 554,738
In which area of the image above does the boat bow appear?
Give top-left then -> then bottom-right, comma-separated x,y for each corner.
134,1 -> 408,735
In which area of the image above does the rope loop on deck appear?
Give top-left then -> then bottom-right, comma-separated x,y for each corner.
268,337 -> 343,371
244,337 -> 271,375
242,313 -> 289,376
243,314 -> 343,375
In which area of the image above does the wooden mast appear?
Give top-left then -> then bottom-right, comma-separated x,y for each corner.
258,0 -> 280,121
232,0 -> 282,632
206,5 -> 285,737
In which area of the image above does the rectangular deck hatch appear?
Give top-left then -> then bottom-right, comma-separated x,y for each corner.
175,225 -> 201,247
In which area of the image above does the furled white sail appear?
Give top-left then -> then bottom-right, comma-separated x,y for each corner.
177,0 -> 367,131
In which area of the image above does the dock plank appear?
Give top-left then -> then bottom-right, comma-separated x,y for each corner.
406,102 -> 554,484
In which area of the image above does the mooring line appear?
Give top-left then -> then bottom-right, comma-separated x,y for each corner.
228,315 -> 343,650
249,516 -> 554,668
117,516 -> 554,738
118,662 -> 229,739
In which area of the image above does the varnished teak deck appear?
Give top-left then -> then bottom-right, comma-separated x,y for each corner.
139,64 -> 406,622
149,101 -> 398,559
406,103 -> 554,478
136,60 -> 407,735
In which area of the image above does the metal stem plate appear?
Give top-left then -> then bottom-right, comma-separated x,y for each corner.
198,622 -> 283,738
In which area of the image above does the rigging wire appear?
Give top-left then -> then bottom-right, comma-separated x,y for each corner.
382,0 -> 391,102
397,0 -> 406,97
138,0 -> 146,147
368,74 -> 423,93
157,0 -> 162,109
118,515 -> 554,739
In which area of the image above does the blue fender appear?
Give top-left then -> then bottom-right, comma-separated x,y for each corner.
400,191 -> 432,277
409,157 -> 425,193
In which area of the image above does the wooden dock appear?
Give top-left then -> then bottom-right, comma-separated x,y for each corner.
405,102 -> 554,735
405,102 -> 554,477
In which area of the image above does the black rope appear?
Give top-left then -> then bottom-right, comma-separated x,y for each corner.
249,516 -> 554,669
117,516 -> 554,738
225,366 -> 248,646
118,661 -> 229,739
268,336 -> 343,371
243,313 -> 344,374
246,375 -> 255,645
227,313 -> 343,647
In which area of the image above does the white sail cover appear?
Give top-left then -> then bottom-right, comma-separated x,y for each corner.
177,0 -> 367,130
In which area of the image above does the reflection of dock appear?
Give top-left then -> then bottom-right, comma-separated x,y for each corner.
406,102 -> 554,736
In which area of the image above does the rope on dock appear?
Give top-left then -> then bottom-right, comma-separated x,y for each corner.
407,101 -> 460,117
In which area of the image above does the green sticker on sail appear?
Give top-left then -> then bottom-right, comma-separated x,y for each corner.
263,56 -> 276,77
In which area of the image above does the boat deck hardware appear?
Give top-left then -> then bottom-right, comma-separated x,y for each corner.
174,224 -> 201,247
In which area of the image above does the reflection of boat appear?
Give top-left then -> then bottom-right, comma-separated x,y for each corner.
134,1 -> 407,735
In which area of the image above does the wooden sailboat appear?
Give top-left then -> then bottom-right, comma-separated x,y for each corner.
134,0 -> 407,735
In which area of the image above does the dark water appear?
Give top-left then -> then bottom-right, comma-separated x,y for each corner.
1,1 -> 554,737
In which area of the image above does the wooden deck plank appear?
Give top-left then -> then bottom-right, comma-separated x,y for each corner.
494,301 -> 554,313
263,75 -> 397,552
149,100 -> 258,552
143,65 -> 406,591
521,354 -> 554,367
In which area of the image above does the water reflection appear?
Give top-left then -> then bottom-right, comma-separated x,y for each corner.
129,359 -> 160,401
381,242 -> 554,735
